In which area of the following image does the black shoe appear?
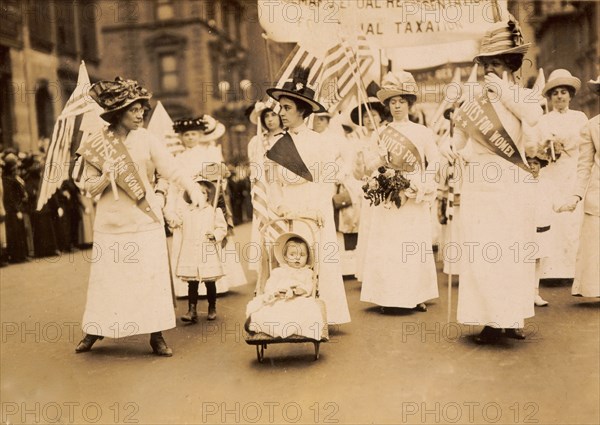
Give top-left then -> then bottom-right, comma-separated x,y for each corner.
75,334 -> 103,353
505,328 -> 526,340
180,303 -> 198,323
474,326 -> 502,344
207,305 -> 217,321
150,333 -> 173,357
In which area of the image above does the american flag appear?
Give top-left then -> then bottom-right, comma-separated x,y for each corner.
36,61 -> 104,211
317,34 -> 374,113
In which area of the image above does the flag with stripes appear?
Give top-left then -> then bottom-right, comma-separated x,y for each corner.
264,44 -> 324,113
36,61 -> 104,211
317,34 -> 374,113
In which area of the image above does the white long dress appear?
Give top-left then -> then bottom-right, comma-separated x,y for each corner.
360,120 -> 440,308
455,83 -> 541,328
165,143 -> 247,296
270,124 -> 351,325
572,115 -> 600,297
537,109 -> 588,279
353,132 -> 379,281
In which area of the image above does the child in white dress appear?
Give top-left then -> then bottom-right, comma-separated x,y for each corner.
245,237 -> 325,340
528,155 -> 552,307
173,180 -> 228,322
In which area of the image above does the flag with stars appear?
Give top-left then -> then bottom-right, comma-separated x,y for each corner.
36,61 -> 104,211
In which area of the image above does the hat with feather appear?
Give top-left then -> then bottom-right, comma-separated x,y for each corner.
266,66 -> 326,113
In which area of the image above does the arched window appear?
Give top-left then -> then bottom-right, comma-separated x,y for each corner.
35,81 -> 55,140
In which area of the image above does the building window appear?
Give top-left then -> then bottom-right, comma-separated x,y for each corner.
35,81 -> 55,140
159,53 -> 179,92
221,1 -> 230,35
79,0 -> 98,62
29,1 -> 53,52
55,1 -> 76,57
155,0 -> 174,20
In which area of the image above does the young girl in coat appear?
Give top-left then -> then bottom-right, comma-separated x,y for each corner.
173,179 -> 227,322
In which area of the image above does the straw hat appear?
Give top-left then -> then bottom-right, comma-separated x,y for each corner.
273,232 -> 315,269
249,101 -> 270,125
267,66 -> 326,113
350,97 -> 386,126
587,75 -> 600,96
376,71 -> 418,104
173,115 -> 226,142
89,77 -> 152,122
474,15 -> 530,62
543,69 -> 581,97
183,178 -> 217,205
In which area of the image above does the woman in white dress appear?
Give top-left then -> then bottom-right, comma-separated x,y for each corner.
558,76 -> 600,298
350,97 -> 387,281
440,17 -> 543,343
265,67 -> 351,325
73,77 -> 205,356
537,69 -> 588,281
359,71 -> 440,312
247,102 -> 284,271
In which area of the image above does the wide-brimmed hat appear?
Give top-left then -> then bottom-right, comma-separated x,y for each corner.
587,75 -> 600,96
267,66 -> 326,113
543,69 -> 581,97
173,115 -> 226,142
192,162 -> 230,182
249,101 -> 275,126
273,232 -> 314,269
377,71 -> 418,104
350,97 -> 387,125
474,16 -> 530,62
89,77 -> 152,122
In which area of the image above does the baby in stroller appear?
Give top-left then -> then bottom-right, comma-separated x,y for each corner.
245,235 -> 325,340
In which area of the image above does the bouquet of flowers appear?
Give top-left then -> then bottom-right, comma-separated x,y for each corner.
538,134 -> 567,163
362,166 -> 411,208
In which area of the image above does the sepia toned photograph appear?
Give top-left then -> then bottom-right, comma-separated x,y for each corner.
1,1 -> 598,424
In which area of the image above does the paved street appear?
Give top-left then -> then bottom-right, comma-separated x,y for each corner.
1,223 -> 599,425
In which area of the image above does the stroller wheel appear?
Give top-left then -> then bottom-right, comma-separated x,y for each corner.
314,342 -> 320,361
256,344 -> 266,363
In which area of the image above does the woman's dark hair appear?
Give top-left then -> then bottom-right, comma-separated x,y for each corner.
279,95 -> 313,119
548,85 -> 576,99
106,99 -> 151,125
383,94 -> 416,110
260,108 -> 283,129
497,54 -> 525,72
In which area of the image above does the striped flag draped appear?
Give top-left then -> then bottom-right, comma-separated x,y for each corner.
36,61 -> 103,211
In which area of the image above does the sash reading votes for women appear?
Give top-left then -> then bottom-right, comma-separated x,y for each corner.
454,92 -> 531,173
76,128 -> 160,222
379,126 -> 424,173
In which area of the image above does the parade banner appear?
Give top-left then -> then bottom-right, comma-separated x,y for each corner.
258,0 -> 508,50
379,126 -> 423,173
454,92 -> 531,172
77,128 -> 160,222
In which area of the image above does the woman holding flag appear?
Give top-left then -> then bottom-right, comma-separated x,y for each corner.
440,16 -> 543,344
265,66 -> 351,325
358,71 -> 440,312
72,77 -> 205,356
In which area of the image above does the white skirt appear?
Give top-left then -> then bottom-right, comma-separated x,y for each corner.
572,214 -> 600,297
361,200 -> 439,308
81,227 -> 176,337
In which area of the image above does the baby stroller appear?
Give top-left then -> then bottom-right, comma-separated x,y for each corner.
244,215 -> 329,362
